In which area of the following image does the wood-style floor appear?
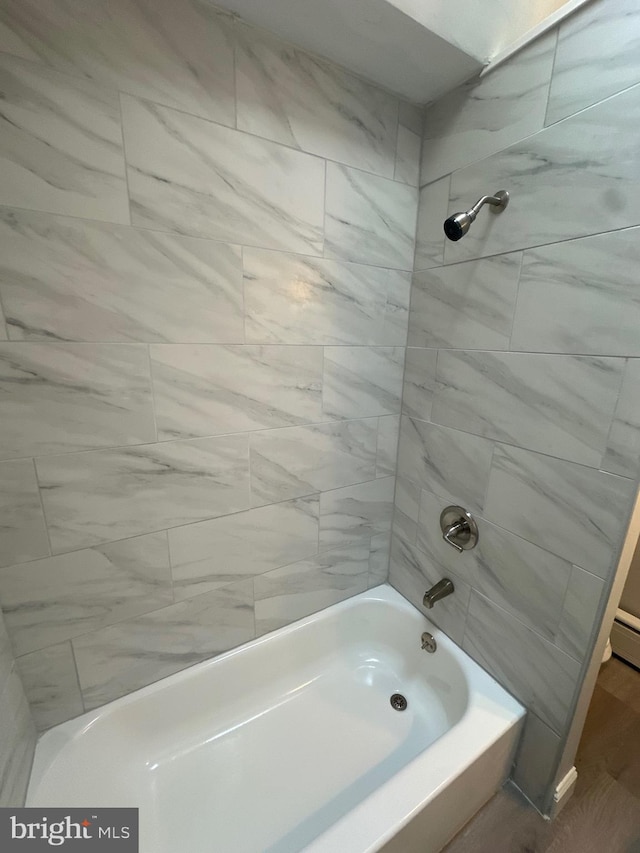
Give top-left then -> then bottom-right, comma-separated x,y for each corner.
442,656 -> 640,853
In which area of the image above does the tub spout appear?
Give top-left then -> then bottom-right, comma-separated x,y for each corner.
423,578 -> 455,609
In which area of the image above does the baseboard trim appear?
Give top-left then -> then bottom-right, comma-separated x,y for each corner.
551,766 -> 578,818
611,619 -> 640,668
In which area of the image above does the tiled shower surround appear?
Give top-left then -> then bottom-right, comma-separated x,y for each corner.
392,0 -> 640,814
0,0 -> 420,741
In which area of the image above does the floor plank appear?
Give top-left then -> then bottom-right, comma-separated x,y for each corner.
442,656 -> 640,853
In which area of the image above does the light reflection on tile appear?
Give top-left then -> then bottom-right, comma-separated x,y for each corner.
243,249 -> 409,346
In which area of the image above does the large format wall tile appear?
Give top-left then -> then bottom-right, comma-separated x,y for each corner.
322,346 -> 404,420
319,477 -> 395,550
0,343 -> 156,459
0,302 -> 7,339
420,33 -> 556,185
396,418 -> 493,514
511,712 -> 563,813
250,419 -> 377,505
0,54 -> 128,223
324,163 -> 418,270
546,0 -> 640,125
555,566 -> 605,663
376,415 -> 401,478
389,532 -> 470,645
254,544 -> 369,635
16,642 -> 83,731
0,459 -> 49,568
0,0 -> 236,126
484,445 -> 635,578
369,532 -> 391,587
0,210 -> 244,343
432,351 -> 624,468
150,345 -> 323,439
36,435 -> 251,552
0,613 -> 12,689
408,254 -> 521,350
602,359 -> 640,478
414,177 -> 449,270
0,669 -> 36,806
444,81 -> 640,264
235,23 -> 398,178
0,532 -> 172,655
463,592 -> 581,734
243,249 -> 410,346
394,126 -> 421,187
511,228 -> 640,357
168,497 -> 319,601
401,348 -> 438,422
122,95 -> 325,254
73,580 -> 255,709
417,488 -> 572,641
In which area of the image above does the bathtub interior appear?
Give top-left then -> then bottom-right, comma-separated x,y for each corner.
27,587 -> 521,853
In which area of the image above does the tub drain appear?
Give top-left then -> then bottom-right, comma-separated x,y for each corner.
390,693 -> 407,711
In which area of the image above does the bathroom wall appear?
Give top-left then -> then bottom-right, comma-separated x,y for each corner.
392,0 -> 640,813
0,0 -> 419,731
0,607 -> 35,805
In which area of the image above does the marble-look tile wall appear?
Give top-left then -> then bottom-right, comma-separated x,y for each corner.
0,606 -> 35,805
0,0 -> 419,733
392,0 -> 640,814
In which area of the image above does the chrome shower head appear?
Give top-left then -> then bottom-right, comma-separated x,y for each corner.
443,190 -> 509,242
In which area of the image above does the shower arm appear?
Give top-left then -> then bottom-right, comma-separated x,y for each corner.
467,194 -> 505,221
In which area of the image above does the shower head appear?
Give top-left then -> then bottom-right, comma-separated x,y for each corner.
443,190 -> 509,242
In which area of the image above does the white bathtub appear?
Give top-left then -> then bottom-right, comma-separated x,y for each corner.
27,585 -> 524,853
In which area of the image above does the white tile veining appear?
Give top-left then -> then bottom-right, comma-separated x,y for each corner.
0,459 -> 49,569
235,22 -> 398,178
0,210 -> 245,343
0,343 -> 156,459
0,0 -> 237,126
0,532 -> 173,655
36,435 -> 251,553
250,419 -> 378,506
150,344 -> 323,439
324,163 -> 418,270
121,94 -> 326,254
168,497 -> 319,601
243,249 -> 410,346
0,53 -> 128,223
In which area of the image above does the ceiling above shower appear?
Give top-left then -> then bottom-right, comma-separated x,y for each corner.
213,0 -> 589,103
